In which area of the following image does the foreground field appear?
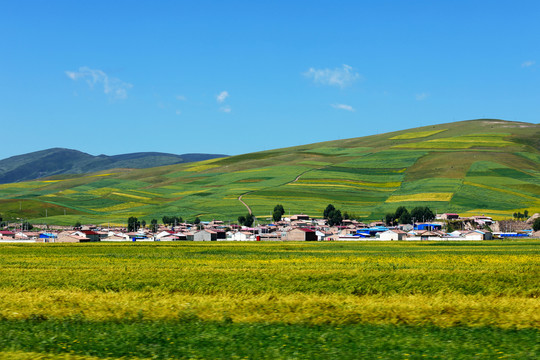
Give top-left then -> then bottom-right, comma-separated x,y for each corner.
0,241 -> 538,359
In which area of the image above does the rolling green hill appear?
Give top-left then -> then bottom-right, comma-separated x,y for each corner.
0,119 -> 539,226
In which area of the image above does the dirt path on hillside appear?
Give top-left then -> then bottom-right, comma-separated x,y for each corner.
236,167 -> 322,216
237,194 -> 252,215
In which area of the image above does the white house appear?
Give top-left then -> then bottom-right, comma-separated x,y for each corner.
227,231 -> 256,241
463,230 -> 492,240
155,231 -> 173,239
378,230 -> 407,241
194,230 -> 217,241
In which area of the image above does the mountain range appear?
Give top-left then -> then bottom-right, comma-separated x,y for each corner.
0,148 -> 227,184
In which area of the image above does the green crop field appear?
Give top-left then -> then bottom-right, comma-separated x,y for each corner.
0,119 -> 539,225
0,241 -> 538,359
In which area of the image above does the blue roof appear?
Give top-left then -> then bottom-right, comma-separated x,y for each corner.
39,233 -> 57,238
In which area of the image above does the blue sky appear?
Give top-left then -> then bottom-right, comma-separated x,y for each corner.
1,0 -> 539,159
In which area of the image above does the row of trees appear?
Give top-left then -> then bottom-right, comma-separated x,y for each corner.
162,216 -> 183,226
128,216 -> 199,232
385,206 -> 435,226
0,214 -> 33,230
238,213 -> 255,227
513,210 -> 529,220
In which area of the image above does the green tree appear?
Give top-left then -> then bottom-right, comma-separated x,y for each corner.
399,211 -> 412,225
244,213 -> 254,227
533,218 -> 540,232
524,210 -> 529,219
273,204 -> 285,222
274,204 -> 285,216
411,206 -> 435,222
384,213 -> 395,226
22,221 -> 33,231
150,219 -> 158,233
194,217 -> 201,225
238,216 -> 246,225
327,209 -> 343,227
323,204 -> 336,219
141,220 -> 146,229
394,206 -> 408,220
127,216 -> 139,232
74,221 -> 82,228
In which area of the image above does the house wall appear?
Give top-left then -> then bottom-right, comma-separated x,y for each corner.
286,229 -> 316,241
379,232 -> 399,241
194,231 -> 217,241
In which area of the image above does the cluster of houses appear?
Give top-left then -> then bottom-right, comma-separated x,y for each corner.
0,212 -> 526,243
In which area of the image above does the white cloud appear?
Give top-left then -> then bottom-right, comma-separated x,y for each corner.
331,103 -> 355,112
415,92 -> 429,101
216,91 -> 229,103
303,64 -> 361,88
65,71 -> 78,80
176,95 -> 186,101
65,66 -> 133,100
176,110 -> 182,116
220,106 -> 232,113
522,60 -> 535,68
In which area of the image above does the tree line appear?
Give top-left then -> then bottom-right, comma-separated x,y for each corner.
384,206 -> 435,226
124,204 -> 436,231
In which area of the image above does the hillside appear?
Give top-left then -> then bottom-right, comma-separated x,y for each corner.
0,119 -> 539,225
0,148 -> 227,184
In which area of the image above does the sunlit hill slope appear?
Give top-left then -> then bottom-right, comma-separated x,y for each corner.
0,119 -> 539,225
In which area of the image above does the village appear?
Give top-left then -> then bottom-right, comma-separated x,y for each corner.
0,211 -> 537,243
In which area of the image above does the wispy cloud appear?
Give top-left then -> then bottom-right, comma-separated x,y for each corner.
220,106 -> 232,113
415,92 -> 429,101
331,103 -> 355,112
521,60 -> 535,68
176,95 -> 187,101
216,91 -> 229,103
303,64 -> 361,88
65,66 -> 132,100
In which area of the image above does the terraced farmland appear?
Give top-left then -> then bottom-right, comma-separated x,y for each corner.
0,119 -> 538,225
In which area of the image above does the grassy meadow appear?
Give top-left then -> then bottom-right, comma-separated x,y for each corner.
0,240 -> 538,359
0,119 -> 539,225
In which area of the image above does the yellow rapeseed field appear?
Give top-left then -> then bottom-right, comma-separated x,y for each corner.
386,192 -> 454,202
0,241 -> 538,329
389,129 -> 447,140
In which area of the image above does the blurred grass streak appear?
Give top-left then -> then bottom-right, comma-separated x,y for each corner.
0,320 -> 538,360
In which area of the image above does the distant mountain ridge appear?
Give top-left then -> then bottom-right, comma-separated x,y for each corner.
0,148 -> 228,184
